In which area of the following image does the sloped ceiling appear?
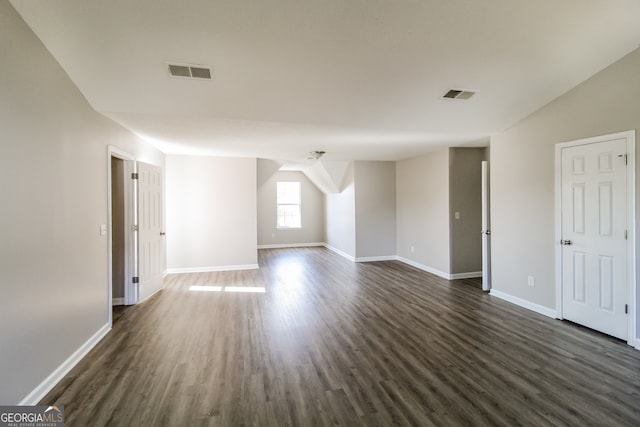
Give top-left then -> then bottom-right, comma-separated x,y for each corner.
282,160 -> 352,194
9,0 -> 640,166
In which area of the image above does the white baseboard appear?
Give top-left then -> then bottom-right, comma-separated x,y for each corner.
261,246 -> 479,281
257,242 -> 325,249
166,264 -> 260,274
260,244 -> 397,264
396,256 -> 451,280
489,289 -> 557,319
112,297 -> 125,306
19,322 -> 111,405
355,255 -> 398,263
324,244 -> 356,262
450,271 -> 483,279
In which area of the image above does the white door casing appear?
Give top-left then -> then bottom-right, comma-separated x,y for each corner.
556,130 -> 635,343
136,161 -> 164,302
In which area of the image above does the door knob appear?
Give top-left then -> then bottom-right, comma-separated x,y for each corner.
560,239 -> 572,245
160,232 -> 166,236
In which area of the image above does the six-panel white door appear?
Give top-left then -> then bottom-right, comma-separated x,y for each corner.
137,161 -> 164,302
561,138 -> 628,339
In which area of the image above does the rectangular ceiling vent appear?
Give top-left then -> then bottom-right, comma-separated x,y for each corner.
167,63 -> 212,80
443,89 -> 476,100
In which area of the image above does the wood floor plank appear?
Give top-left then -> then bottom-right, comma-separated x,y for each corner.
39,247 -> 640,426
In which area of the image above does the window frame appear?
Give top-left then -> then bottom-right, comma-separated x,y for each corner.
276,181 -> 302,229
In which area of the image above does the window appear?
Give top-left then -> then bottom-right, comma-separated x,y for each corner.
277,181 -> 301,229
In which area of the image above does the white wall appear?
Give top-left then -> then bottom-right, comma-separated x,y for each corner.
257,162 -> 325,247
166,155 -> 258,271
325,163 -> 356,259
490,48 -> 640,340
354,161 -> 396,259
396,149 -> 451,275
0,0 -> 164,404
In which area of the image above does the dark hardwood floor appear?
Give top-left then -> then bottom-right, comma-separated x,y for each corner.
41,247 -> 640,426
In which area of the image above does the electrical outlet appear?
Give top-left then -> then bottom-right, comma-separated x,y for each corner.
527,275 -> 535,287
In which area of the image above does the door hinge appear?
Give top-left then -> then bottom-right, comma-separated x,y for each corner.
625,304 -> 628,314
625,229 -> 628,240
131,172 -> 139,179
131,225 -> 139,232
132,276 -> 139,284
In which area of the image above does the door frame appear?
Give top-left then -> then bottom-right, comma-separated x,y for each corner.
481,160 -> 491,291
554,130 -> 636,347
107,146 -> 135,325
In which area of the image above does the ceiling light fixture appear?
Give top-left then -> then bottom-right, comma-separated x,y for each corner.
307,150 -> 325,160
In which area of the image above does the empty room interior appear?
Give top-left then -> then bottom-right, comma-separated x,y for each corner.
2,0 -> 640,425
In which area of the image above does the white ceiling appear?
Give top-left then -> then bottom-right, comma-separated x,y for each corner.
10,0 -> 640,162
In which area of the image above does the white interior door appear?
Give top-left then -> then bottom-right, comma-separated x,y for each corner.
123,159 -> 137,305
481,161 -> 491,291
560,137 -> 628,339
136,161 -> 165,302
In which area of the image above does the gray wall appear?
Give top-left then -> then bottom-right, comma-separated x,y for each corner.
0,0 -> 164,404
354,161 -> 397,259
325,163 -> 356,258
449,147 -> 487,274
257,162 -> 325,247
165,155 -> 258,270
490,48 -> 640,340
396,149 -> 451,275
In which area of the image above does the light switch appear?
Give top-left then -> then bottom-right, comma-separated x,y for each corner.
100,224 -> 107,236
455,211 -> 460,220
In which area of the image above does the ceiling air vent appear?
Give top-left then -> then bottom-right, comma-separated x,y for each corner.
167,63 -> 212,80
443,89 -> 476,100
190,67 -> 211,79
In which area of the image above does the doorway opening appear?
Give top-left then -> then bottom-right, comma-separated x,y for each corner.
448,147 -> 489,282
107,146 -> 135,327
111,156 -> 126,307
